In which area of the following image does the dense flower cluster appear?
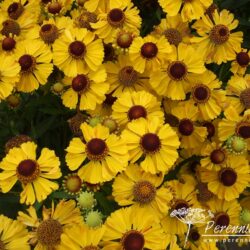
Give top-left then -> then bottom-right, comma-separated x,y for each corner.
0,0 -> 249,249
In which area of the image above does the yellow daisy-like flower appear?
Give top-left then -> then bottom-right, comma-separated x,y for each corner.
112,91 -> 164,128
15,40 -> 53,92
161,180 -> 200,235
0,141 -> 61,205
199,155 -> 250,201
129,35 -> 172,73
200,142 -> 227,170
158,0 -> 212,21
171,101 -> 208,149
122,117 -> 180,174
202,197 -> 241,235
61,66 -> 109,111
60,224 -> 105,250
91,0 -> 141,43
0,215 -> 30,250
0,54 -> 20,100
26,16 -> 73,46
150,43 -> 206,100
152,14 -> 191,46
105,54 -> 150,97
230,49 -> 250,75
17,200 -> 82,249
65,123 -> 129,184
0,0 -> 40,21
53,27 -> 104,77
112,164 -> 173,218
218,106 -> 250,149
226,74 -> 250,114
188,70 -> 226,120
191,10 -> 243,64
102,206 -> 169,250
43,0 -> 73,18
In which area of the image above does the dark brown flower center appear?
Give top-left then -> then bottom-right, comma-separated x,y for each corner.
18,54 -> 36,72
128,105 -> 147,121
1,20 -> 21,36
192,84 -> 210,103
236,52 -> 250,66
219,168 -> 237,186
210,24 -> 230,45
107,8 -> 125,27
121,230 -> 145,250
42,0 -> 52,4
133,180 -> 156,204
178,119 -> 194,136
86,138 -> 108,160
76,11 -> 97,29
240,88 -> 250,109
189,230 -> 200,241
2,37 -> 16,51
82,246 -> 99,250
215,213 -> 230,227
37,219 -> 63,246
69,41 -> 86,59
203,122 -> 215,139
117,31 -> 133,49
236,122 -> 250,139
196,182 -> 213,202
118,66 -> 138,87
8,2 -> 24,20
103,43 -> 116,62
48,2 -> 62,14
164,28 -> 182,46
210,149 -> 225,164
168,61 -> 187,81
140,133 -> 161,153
40,24 -> 59,44
16,159 -> 40,184
5,135 -> 32,154
140,42 -> 158,59
72,74 -> 89,92
172,199 -> 189,212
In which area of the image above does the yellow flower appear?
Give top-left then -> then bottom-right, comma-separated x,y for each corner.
53,27 -> 104,77
191,10 -> 243,64
218,106 -> 250,149
105,54 -> 150,97
0,141 -> 61,205
0,0 -> 40,21
112,164 -> 173,218
188,70 -> 226,120
15,39 -> 53,92
161,180 -> 200,235
17,200 -> 82,249
102,206 -> 169,250
65,123 -> 129,184
84,0 -> 109,13
202,197 -> 241,235
61,66 -> 109,111
122,117 -> 180,174
60,224 -> 105,250
112,90 -> 164,128
158,0 -> 212,21
43,0 -> 74,18
150,43 -> 206,100
226,74 -> 250,114
199,155 -> 250,201
200,142 -> 227,170
91,0 -> 141,43
26,16 -> 73,46
129,35 -> 172,73
152,14 -> 191,46
230,49 -> 250,75
0,215 -> 30,250
0,54 -> 20,100
171,101 -> 208,149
